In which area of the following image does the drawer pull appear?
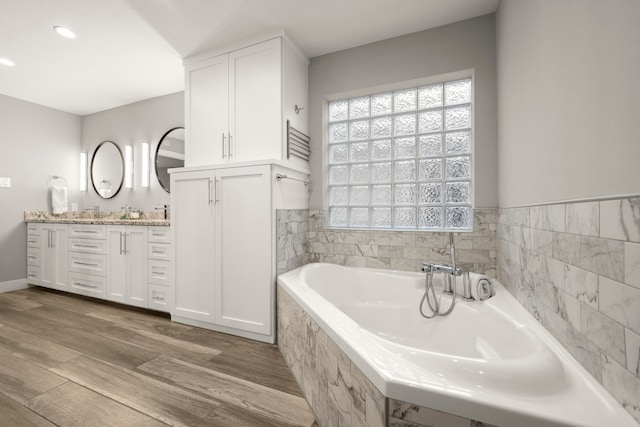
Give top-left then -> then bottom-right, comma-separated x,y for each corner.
74,261 -> 99,267
28,274 -> 37,278
75,244 -> 98,249
28,240 -> 37,244
152,250 -> 165,254
153,295 -> 166,301
77,230 -> 98,233
73,281 -> 98,289
152,270 -> 165,275
28,256 -> 36,259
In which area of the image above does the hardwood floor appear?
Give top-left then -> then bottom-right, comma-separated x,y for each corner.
0,287 -> 317,426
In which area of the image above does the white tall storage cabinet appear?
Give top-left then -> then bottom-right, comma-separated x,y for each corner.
184,34 -> 309,167
171,163 -> 308,343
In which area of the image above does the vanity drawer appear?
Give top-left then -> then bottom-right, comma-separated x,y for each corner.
27,248 -> 40,266
69,253 -> 106,277
27,266 -> 41,283
27,234 -> 41,248
148,242 -> 171,261
69,272 -> 105,298
148,226 -> 171,244
69,238 -> 107,255
27,223 -> 40,236
69,224 -> 107,240
148,284 -> 171,312
148,259 -> 174,286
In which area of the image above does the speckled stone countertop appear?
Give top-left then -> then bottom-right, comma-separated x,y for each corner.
24,211 -> 170,226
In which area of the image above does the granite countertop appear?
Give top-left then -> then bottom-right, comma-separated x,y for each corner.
24,211 -> 170,226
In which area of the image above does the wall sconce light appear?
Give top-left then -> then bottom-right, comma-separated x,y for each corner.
141,142 -> 150,188
80,152 -> 87,192
124,145 -> 133,189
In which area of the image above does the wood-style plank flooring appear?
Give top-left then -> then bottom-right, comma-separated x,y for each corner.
0,287 -> 317,426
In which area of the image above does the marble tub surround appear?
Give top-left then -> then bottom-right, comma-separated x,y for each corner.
24,210 -> 169,226
497,196 -> 640,423
305,209 -> 497,275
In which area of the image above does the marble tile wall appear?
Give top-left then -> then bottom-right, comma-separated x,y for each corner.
497,197 -> 640,423
305,209 -> 498,276
276,210 -> 309,275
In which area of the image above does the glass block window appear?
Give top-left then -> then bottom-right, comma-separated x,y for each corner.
328,78 -> 473,230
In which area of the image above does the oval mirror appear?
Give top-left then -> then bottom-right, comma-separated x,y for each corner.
155,127 -> 185,193
91,141 -> 124,199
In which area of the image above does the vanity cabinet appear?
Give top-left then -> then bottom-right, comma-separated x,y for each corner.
171,162 -> 309,343
28,223 -> 69,291
184,36 -> 308,167
106,226 -> 148,308
27,221 -> 173,312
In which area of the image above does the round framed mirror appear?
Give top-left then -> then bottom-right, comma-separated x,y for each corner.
155,127 -> 185,193
91,141 -> 124,199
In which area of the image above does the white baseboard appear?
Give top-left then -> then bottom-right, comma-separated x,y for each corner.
0,278 -> 29,293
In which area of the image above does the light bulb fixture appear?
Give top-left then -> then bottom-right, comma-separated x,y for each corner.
141,142 -> 150,188
124,145 -> 133,189
53,26 -> 76,39
79,152 -> 87,192
0,58 -> 15,67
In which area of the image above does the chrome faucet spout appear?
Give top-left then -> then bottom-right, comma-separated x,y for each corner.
449,233 -> 456,271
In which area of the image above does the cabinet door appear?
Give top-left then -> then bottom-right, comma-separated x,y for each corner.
106,226 -> 127,303
215,166 -> 272,335
126,227 -> 148,308
228,38 -> 282,162
172,170 -> 216,322
41,225 -> 68,291
185,54 -> 229,167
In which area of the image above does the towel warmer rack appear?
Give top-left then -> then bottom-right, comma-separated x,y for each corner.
286,120 -> 310,161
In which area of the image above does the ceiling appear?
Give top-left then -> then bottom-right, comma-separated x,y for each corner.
0,0 -> 498,116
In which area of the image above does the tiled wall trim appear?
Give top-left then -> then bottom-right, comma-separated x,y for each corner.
277,284 -> 491,427
497,197 -> 640,423
305,209 -> 498,276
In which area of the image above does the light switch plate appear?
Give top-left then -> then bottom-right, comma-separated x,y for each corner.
0,177 -> 11,188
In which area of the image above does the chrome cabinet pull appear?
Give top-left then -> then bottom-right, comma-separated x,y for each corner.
215,179 -> 220,204
75,261 -> 98,267
228,133 -> 232,158
222,133 -> 226,158
208,179 -> 214,205
73,281 -> 97,289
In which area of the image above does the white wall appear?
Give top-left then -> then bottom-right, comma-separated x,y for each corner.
308,14 -> 498,209
0,94 -> 81,282
81,91 -> 184,211
497,0 -> 640,207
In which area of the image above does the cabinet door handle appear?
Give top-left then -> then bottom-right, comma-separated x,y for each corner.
215,179 -> 220,204
124,232 -> 129,255
119,232 -> 124,255
222,133 -> 226,158
228,132 -> 232,158
208,179 -> 213,205
52,230 -> 56,248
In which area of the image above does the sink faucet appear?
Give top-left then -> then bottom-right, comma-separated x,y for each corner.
155,204 -> 169,220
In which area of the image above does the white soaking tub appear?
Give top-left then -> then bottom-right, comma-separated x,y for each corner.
277,263 -> 637,427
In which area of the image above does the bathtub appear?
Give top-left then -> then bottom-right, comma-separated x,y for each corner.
277,263 -> 637,427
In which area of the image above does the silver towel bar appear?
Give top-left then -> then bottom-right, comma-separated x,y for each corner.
275,173 -> 310,186
49,175 -> 68,188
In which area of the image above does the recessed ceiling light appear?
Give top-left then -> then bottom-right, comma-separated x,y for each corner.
0,58 -> 15,67
54,26 -> 76,39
